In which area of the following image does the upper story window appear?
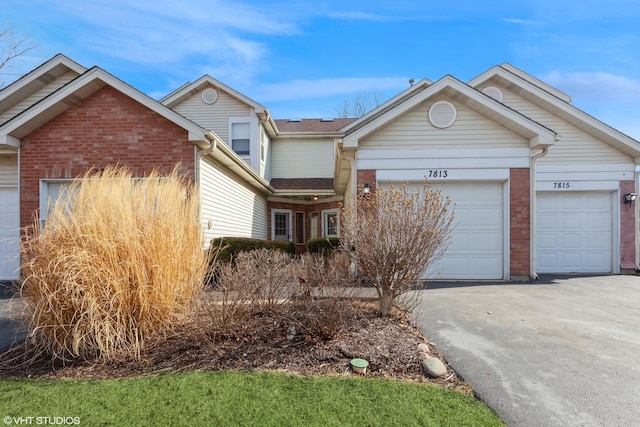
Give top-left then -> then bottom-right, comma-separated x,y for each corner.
231,122 -> 250,156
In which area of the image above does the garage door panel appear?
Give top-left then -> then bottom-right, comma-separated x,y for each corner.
562,214 -> 582,229
585,213 -> 608,229
537,192 -> 612,273
420,181 -> 503,280
0,187 -> 20,280
538,233 -> 557,249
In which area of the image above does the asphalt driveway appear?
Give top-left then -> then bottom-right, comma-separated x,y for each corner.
414,275 -> 640,427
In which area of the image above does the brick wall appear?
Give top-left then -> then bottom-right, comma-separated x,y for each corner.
20,85 -> 195,228
620,180 -> 636,269
357,169 -> 376,196
267,199 -> 343,253
510,168 -> 530,277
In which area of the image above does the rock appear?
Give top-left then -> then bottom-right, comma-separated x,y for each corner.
417,343 -> 430,354
422,356 -> 447,378
417,351 -> 429,360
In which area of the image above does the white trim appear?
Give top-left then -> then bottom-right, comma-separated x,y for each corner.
358,157 -> 530,170
536,180 -> 620,192
357,147 -> 530,160
376,168 -> 511,182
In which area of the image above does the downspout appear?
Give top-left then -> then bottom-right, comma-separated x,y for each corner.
337,144 -> 356,206
195,138 -> 217,185
529,146 -> 549,280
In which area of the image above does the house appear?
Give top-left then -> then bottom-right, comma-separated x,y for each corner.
0,54 -> 638,281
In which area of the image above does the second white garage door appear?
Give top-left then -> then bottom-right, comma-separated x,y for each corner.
536,192 -> 612,273
397,181 -> 504,280
0,187 -> 20,280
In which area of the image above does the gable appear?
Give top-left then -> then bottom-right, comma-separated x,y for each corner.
481,82 -> 633,165
470,66 -> 640,160
21,85 -> 195,175
171,85 -> 252,142
0,70 -> 81,126
360,94 -> 528,150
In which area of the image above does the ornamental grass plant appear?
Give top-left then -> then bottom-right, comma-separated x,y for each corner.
20,165 -> 206,362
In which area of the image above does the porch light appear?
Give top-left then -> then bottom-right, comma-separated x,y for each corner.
313,195 -> 319,201
362,183 -> 371,196
624,193 -> 637,205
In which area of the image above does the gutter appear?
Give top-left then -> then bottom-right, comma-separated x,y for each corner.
194,136 -> 217,185
529,146 -> 550,280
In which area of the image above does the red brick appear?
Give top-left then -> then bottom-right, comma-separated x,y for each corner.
510,168 -> 530,276
20,86 -> 196,229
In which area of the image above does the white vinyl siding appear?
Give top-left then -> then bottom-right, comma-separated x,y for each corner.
496,86 -> 632,165
537,192 -> 613,273
0,71 -> 79,124
0,156 -> 18,186
360,96 -> 528,150
271,139 -> 334,178
172,88 -> 251,142
200,156 -> 267,245
0,187 -> 20,280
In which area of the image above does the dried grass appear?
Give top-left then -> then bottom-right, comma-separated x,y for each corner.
19,165 -> 206,362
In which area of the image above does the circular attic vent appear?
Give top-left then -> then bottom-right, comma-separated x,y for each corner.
201,88 -> 218,104
482,86 -> 503,102
428,101 -> 457,129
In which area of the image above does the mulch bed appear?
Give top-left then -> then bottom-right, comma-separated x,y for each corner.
0,300 -> 470,394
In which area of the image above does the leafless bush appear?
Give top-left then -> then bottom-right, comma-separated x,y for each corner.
199,250 -> 361,343
341,181 -> 454,317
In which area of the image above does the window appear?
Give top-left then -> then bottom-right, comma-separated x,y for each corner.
231,122 -> 250,155
39,180 -> 76,227
322,209 -> 339,237
295,211 -> 305,244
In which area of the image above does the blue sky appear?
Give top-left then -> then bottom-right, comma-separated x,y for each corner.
2,0 -> 640,140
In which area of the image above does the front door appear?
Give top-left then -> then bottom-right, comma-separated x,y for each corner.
272,210 -> 292,241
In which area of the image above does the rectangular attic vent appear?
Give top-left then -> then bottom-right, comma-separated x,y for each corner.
289,118 -> 301,122
321,118 -> 334,122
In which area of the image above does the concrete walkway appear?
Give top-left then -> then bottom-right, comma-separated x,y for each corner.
0,282 -> 26,353
414,275 -> 640,427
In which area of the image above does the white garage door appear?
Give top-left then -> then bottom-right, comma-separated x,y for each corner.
397,182 -> 504,280
536,192 -> 612,273
0,187 -> 20,280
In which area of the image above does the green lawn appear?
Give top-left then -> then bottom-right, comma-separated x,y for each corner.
0,371 -> 504,426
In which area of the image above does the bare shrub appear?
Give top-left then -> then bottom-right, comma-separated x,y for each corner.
287,253 -> 360,341
341,181 -> 454,317
200,250 -> 360,343
20,166 -> 206,361
202,249 -> 301,340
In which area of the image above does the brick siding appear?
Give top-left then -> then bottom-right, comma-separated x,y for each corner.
620,180 -> 636,269
510,168 -> 530,276
20,85 -> 195,228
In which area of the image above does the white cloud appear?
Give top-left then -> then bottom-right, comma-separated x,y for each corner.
540,71 -> 640,104
253,77 -> 410,102
502,18 -> 543,26
49,0 -> 302,70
